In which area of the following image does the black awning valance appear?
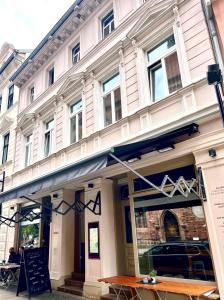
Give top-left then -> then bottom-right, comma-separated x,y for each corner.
0,153 -> 108,204
109,123 -> 199,163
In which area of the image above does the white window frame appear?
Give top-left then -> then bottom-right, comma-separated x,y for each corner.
44,119 -> 54,157
69,99 -> 82,144
24,134 -> 33,167
147,35 -> 182,102
102,73 -> 121,127
101,10 -> 115,39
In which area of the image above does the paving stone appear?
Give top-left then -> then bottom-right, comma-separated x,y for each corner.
0,287 -> 86,300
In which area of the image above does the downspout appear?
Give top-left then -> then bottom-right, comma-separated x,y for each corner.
201,0 -> 224,73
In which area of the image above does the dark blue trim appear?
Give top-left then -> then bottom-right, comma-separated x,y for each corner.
10,0 -> 84,82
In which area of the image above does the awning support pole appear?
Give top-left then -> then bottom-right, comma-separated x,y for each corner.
109,153 -> 199,198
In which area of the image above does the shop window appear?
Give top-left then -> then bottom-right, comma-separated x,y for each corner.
2,132 -> 10,164
102,73 -> 122,127
102,10 -> 115,39
19,205 -> 41,248
24,134 -> 33,167
44,119 -> 54,157
135,210 -> 147,228
147,35 -> 182,102
70,99 -> 82,144
72,43 -> 80,64
134,194 -> 215,281
7,85 -> 14,109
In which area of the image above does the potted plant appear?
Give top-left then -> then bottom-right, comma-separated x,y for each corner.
149,269 -> 157,283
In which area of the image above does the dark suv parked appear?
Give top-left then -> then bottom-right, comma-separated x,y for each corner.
140,241 -> 215,281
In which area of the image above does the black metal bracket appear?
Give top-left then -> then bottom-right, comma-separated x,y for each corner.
54,191 -> 101,215
0,191 -> 101,227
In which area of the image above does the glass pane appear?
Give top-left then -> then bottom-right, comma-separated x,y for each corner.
19,206 -> 41,248
46,119 -> 54,130
150,63 -> 165,101
70,116 -> 77,144
148,35 -> 175,62
70,100 -> 82,114
114,88 -> 122,121
78,112 -> 82,141
165,52 -> 182,93
104,94 -> 112,126
44,132 -> 50,156
25,144 -> 31,166
103,73 -> 120,94
134,197 -> 215,281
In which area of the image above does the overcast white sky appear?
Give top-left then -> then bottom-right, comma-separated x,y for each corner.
0,0 -> 75,50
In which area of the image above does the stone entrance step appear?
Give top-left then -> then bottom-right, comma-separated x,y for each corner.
58,273 -> 85,297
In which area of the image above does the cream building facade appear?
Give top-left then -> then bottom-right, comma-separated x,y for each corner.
0,43 -> 30,260
0,0 -> 224,299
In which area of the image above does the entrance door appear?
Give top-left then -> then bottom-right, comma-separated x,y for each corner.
74,191 -> 85,274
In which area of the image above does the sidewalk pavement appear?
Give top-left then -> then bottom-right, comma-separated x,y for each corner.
0,287 -> 86,300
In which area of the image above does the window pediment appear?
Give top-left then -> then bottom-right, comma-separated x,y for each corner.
0,116 -> 13,134
127,0 -> 174,40
17,113 -> 35,129
57,72 -> 84,98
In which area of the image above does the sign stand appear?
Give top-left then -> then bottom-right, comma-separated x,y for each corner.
17,248 -> 52,298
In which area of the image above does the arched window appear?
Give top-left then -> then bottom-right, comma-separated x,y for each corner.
163,210 -> 180,241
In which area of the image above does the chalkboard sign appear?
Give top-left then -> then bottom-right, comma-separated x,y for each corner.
17,247 -> 52,297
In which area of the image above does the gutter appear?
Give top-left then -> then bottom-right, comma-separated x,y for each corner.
201,0 -> 224,72
10,0 -> 84,82
0,51 -> 18,76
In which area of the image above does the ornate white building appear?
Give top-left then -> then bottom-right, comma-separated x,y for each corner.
0,0 -> 224,299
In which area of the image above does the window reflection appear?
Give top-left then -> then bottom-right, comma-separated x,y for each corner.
134,195 -> 215,281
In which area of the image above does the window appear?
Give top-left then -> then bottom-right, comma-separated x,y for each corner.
102,73 -> 122,126
7,85 -> 14,109
24,134 -> 32,167
2,133 -> 10,164
19,204 -> 41,248
134,166 -> 215,282
29,86 -> 35,103
72,43 -> 80,64
0,95 -> 2,113
48,67 -> 54,86
70,99 -> 82,144
44,119 -> 54,157
147,35 -> 182,102
102,10 -> 115,39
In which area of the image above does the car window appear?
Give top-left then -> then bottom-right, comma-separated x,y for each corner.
165,245 -> 186,255
187,245 -> 200,255
148,246 -> 165,255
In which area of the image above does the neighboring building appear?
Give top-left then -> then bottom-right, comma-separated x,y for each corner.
0,0 -> 224,299
0,43 -> 30,260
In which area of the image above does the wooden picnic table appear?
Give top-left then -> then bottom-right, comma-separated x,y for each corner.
98,275 -> 217,300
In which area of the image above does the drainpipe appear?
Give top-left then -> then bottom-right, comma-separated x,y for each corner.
201,0 -> 224,73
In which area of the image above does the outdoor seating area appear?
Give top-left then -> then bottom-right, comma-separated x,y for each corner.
0,263 -> 20,289
99,276 -> 218,300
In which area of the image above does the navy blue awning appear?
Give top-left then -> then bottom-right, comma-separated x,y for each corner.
0,153 -> 108,203
0,123 -> 199,204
